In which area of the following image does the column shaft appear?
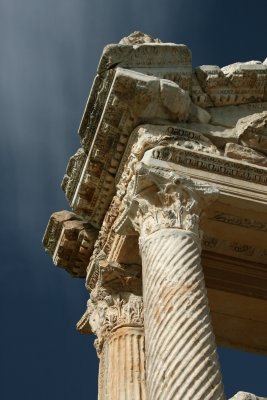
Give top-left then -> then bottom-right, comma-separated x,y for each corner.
99,326 -> 146,400
141,228 -> 225,400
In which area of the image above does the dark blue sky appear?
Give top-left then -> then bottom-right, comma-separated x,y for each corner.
1,0 -> 267,398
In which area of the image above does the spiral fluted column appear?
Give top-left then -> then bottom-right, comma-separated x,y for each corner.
141,228 -> 225,400
115,163 -> 226,400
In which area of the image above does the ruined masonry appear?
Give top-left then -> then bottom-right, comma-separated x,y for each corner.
43,32 -> 267,400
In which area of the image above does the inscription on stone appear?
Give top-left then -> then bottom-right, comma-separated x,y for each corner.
166,126 -> 202,141
152,147 -> 267,184
213,212 -> 267,232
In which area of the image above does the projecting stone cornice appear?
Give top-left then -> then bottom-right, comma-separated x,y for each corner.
62,68 -> 196,228
60,49 -> 267,233
44,34 -> 267,288
78,37 -> 192,149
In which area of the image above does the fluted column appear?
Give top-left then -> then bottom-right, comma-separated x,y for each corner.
115,163 -> 226,400
100,326 -> 146,400
141,228 -> 224,399
86,260 -> 146,400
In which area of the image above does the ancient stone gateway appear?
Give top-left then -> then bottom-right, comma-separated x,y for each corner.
43,32 -> 267,400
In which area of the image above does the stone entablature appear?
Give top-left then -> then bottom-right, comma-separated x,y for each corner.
60,38 -> 267,233
43,32 -> 267,399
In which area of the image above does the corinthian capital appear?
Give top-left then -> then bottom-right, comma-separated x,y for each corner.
77,261 -> 143,355
115,162 -> 219,241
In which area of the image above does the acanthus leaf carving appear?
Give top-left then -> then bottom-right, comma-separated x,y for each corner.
82,261 -> 143,355
114,161 -> 219,243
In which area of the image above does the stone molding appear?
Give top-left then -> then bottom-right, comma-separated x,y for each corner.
195,63 -> 267,107
62,68 -> 193,228
60,57 -> 267,232
147,145 -> 267,185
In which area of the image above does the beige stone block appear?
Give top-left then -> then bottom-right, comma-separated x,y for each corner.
235,111 -> 267,154
43,210 -> 97,277
224,143 -> 267,166
229,391 -> 267,400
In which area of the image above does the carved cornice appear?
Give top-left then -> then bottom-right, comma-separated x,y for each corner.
62,69 -> 194,228
43,210 -> 97,277
94,41 -> 192,89
114,162 -> 218,242
196,63 -> 267,107
115,124 -> 220,189
59,40 -> 267,264
44,35 -> 267,285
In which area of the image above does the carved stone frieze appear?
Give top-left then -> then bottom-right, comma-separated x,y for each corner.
62,68 -> 197,227
115,124 -> 220,207
96,38 -> 192,90
191,72 -> 214,108
145,145 -> 267,184
85,196 -> 121,285
195,62 -> 267,107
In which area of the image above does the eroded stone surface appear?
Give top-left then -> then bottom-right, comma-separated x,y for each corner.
224,143 -> 267,166
43,210 -> 97,277
235,111 -> 267,154
119,31 -> 161,45
195,62 -> 267,106
43,32 -> 267,400
77,258 -> 146,399
229,392 -> 267,400
58,37 -> 267,235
